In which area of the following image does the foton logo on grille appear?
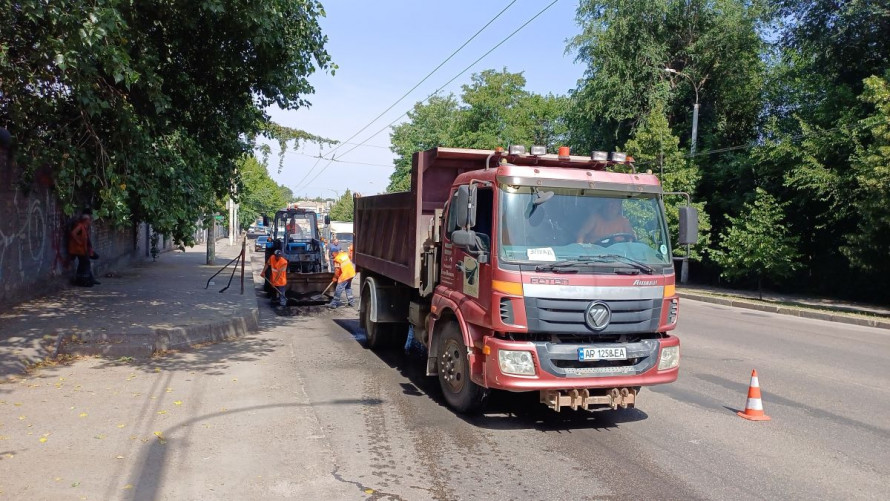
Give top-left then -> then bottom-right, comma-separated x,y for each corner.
633,280 -> 658,286
530,277 -> 570,285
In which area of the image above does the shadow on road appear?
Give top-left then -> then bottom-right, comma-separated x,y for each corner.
331,317 -> 648,431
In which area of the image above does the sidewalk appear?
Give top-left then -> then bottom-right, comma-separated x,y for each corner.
679,284 -> 890,329
0,239 -> 258,378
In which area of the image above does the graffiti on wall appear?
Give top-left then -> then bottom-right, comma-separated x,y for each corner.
0,187 -> 64,295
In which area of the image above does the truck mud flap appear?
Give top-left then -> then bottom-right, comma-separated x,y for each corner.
540,388 -> 637,412
286,272 -> 335,297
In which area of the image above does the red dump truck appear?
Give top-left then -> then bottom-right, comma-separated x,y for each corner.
354,146 -> 697,413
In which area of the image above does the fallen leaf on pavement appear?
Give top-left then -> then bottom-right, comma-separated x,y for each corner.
79,412 -> 87,418
174,400 -> 182,406
157,410 -> 167,415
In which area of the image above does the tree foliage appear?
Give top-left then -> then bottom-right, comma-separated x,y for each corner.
237,156 -> 290,230
328,189 -> 354,222
622,100 -> 711,258
387,69 -> 568,191
845,73 -> 890,273
712,188 -> 800,297
0,0 -> 333,244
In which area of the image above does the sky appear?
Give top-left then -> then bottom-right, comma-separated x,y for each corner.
264,0 -> 587,200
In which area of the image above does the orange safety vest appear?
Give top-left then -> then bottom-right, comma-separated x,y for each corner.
68,220 -> 91,256
333,251 -> 356,283
268,255 -> 288,286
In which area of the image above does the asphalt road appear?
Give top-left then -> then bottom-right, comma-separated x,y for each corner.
1,260 -> 887,500
288,285 -> 890,500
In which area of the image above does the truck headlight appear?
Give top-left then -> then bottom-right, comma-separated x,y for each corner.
657,345 -> 680,370
498,350 -> 536,376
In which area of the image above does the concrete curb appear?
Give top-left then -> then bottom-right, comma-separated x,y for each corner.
57,309 -> 260,358
679,292 -> 890,330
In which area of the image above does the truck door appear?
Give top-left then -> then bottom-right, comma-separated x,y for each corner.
443,186 -> 494,324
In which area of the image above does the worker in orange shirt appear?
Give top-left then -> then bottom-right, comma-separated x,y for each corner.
327,249 -> 356,309
69,209 -> 100,287
262,249 -> 288,307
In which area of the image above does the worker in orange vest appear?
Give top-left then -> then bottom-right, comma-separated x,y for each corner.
68,209 -> 100,287
327,249 -> 355,309
262,249 -> 288,307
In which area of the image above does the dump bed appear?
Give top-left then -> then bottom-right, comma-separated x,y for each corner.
354,148 -> 491,288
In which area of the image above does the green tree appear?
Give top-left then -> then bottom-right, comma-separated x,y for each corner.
237,156 -> 290,230
457,69 -> 531,148
0,0 -> 333,244
623,100 -> 711,259
568,0 -> 765,154
712,187 -> 800,298
387,94 -> 461,192
845,73 -> 890,274
329,189 -> 354,221
387,70 -> 570,191
754,0 -> 890,298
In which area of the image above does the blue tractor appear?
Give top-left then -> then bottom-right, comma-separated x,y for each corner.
263,208 -> 334,303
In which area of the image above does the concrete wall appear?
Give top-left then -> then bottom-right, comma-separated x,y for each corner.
0,150 -> 139,310
0,141 -> 231,311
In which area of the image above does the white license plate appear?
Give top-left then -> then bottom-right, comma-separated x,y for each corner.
578,347 -> 627,361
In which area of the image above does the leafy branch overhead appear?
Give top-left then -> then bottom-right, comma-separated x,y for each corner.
0,0 -> 334,244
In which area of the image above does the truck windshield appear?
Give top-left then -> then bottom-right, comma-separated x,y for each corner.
498,186 -> 672,269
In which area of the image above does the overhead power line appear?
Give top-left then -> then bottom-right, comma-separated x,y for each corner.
295,0 -> 560,193
291,0 -> 518,192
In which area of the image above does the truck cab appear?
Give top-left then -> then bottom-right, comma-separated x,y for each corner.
354,147 -> 697,413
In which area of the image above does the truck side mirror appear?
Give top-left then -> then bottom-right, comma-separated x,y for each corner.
453,185 -> 478,229
262,214 -> 269,227
678,206 -> 699,245
466,184 -> 477,228
324,215 -> 330,225
451,229 -> 476,248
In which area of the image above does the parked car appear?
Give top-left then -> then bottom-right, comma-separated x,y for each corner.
254,235 -> 269,252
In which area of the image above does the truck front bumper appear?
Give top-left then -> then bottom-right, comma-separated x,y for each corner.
481,335 -> 679,391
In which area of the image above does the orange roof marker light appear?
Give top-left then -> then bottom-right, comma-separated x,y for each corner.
557,146 -> 571,159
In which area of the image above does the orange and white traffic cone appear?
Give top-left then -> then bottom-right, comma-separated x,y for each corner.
737,369 -> 771,421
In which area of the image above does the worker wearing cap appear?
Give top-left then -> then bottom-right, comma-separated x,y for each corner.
262,249 -> 289,307
328,249 -> 355,309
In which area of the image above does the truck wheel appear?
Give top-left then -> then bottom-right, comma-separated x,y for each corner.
437,322 -> 488,414
360,288 -> 387,349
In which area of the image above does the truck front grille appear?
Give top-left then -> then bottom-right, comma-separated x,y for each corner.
524,297 -> 661,336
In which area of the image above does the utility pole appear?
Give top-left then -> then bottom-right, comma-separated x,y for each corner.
664,67 -> 706,284
206,214 -> 216,265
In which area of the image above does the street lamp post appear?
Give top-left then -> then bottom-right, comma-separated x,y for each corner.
664,67 -> 705,284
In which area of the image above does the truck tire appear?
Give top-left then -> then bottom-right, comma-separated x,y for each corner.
360,287 -> 389,350
437,322 -> 488,414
